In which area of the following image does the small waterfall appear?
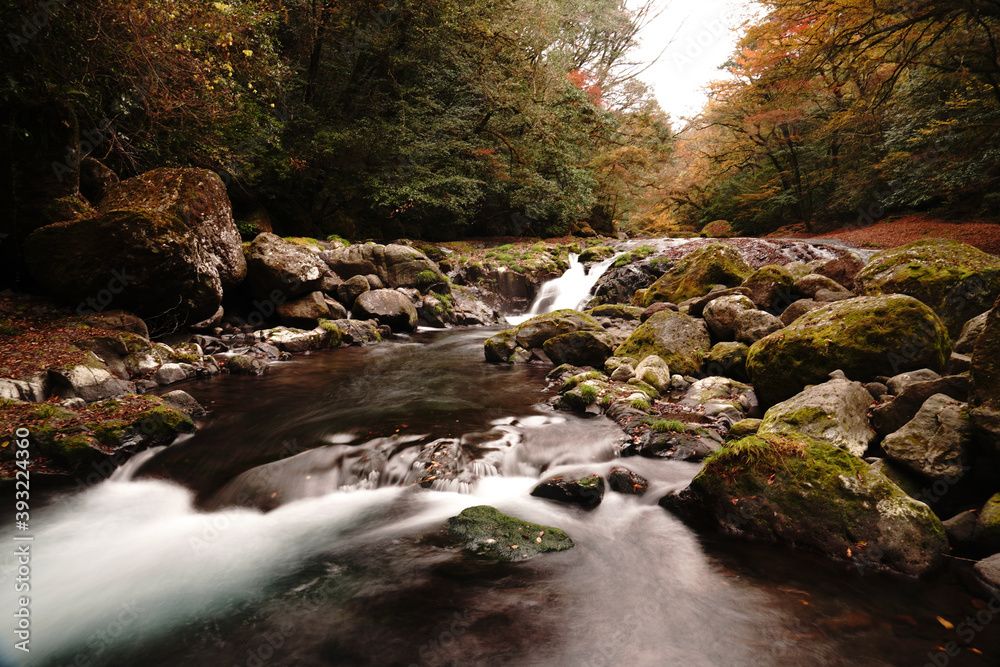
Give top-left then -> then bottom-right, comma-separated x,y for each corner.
508,253 -> 620,324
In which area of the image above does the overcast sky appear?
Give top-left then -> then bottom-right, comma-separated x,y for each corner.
627,0 -> 756,121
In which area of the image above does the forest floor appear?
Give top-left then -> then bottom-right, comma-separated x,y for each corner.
766,214 -> 1000,255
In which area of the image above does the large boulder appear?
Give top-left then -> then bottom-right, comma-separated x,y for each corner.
97,168 -> 246,287
757,379 -> 876,457
662,434 -> 949,576
853,239 -> 1000,337
746,295 -> 951,407
870,375 -> 970,436
352,289 -> 418,332
881,394 -> 972,483
448,505 -> 574,562
970,295 -> 1000,453
955,311 -> 989,355
733,309 -> 784,345
25,168 -> 248,328
276,291 -> 332,329
245,233 -> 330,301
810,252 -> 866,289
642,242 -> 752,306
614,310 -> 711,376
383,244 -> 447,290
542,331 -> 616,368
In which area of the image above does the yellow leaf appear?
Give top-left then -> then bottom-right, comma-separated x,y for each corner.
242,49 -> 253,57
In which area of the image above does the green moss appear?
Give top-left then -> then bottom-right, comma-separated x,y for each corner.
0,319 -> 21,336
561,371 -> 606,392
643,242 -> 752,306
448,505 -> 574,561
625,378 -> 660,399
651,419 -> 687,433
613,244 -> 655,268
579,384 -> 598,403
630,397 -> 651,411
326,234 -> 351,246
283,236 -> 323,248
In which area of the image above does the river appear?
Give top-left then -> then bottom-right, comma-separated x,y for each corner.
2,326 -> 997,667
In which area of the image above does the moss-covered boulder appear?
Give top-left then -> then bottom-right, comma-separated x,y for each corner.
1,394 -> 195,473
542,331 -> 616,368
973,493 -> 1000,554
758,379 -> 876,457
746,295 -> 951,407
642,242 -> 752,306
853,239 -> 1000,337
661,434 -> 948,576
352,289 -> 418,332
703,342 -> 750,381
484,310 -> 603,364
702,220 -> 733,238
741,265 -> 795,311
448,505 -> 574,561
614,310 -> 711,376
245,232 -> 331,301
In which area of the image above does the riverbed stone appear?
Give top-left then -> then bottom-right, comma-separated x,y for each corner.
484,310 -> 604,363
703,342 -> 750,381
746,295 -> 951,407
448,505 -> 574,562
642,242 -> 752,306
794,274 -> 850,299
661,433 -> 949,576
810,251 -> 866,289
633,355 -> 671,392
955,311 -> 989,355
608,468 -> 649,495
614,310 -> 711,377
974,494 -> 1000,555
227,355 -> 268,376
758,379 -> 876,457
779,298 -> 823,325
974,553 -> 1000,595
853,238 -> 1000,337
49,359 -> 132,403
971,295 -> 1000,455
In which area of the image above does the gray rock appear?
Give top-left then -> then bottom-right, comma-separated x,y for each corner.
153,363 -> 196,386
160,390 -> 208,416
227,355 -> 268,376
814,289 -> 855,303
871,375 -> 970,436
276,291 -> 331,329
0,374 -> 49,403
794,273 -> 851,298
50,360 -> 131,403
610,363 -> 635,382
542,330 -> 616,367
686,286 -> 752,318
734,309 -> 783,345
974,552 -> 1000,595
634,355 -> 671,392
352,289 -> 418,332
882,394 -> 972,482
245,233 -> 329,301
758,379 -> 876,457
264,326 -> 337,353
614,311 -> 712,377
956,311 -> 989,355
887,369 -> 942,395
779,298 -> 823,325
945,352 -> 972,375
365,274 -> 384,290
810,251 -> 865,289
942,510 -> 979,549
335,275 -> 371,308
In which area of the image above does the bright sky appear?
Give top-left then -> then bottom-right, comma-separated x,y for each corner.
627,0 -> 755,121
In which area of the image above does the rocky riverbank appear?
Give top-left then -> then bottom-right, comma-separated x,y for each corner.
483,237 -> 1000,594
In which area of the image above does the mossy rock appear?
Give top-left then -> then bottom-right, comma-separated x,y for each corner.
448,505 -> 574,561
578,245 -> 615,262
663,434 -> 948,576
746,295 -> 951,407
703,341 -> 750,382
585,304 -> 646,320
853,239 -> 1000,337
974,493 -> 1000,554
615,310 -> 711,376
643,242 -> 751,306
970,296 -> 1000,454
484,310 -> 603,364
726,418 -> 762,440
741,265 -> 795,311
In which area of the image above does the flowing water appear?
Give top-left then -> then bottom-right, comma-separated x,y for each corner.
2,243 -> 997,667
507,253 -> 620,325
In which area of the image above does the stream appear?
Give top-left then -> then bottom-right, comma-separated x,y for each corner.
2,241 -> 997,667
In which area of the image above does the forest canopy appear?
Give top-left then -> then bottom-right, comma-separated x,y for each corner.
1,0 -> 673,240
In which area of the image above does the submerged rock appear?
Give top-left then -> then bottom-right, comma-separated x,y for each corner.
448,505 -> 574,562
531,474 -> 605,509
746,295 -> 951,407
661,434 -> 949,576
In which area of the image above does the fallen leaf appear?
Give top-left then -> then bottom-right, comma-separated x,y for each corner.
936,616 -> 954,630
